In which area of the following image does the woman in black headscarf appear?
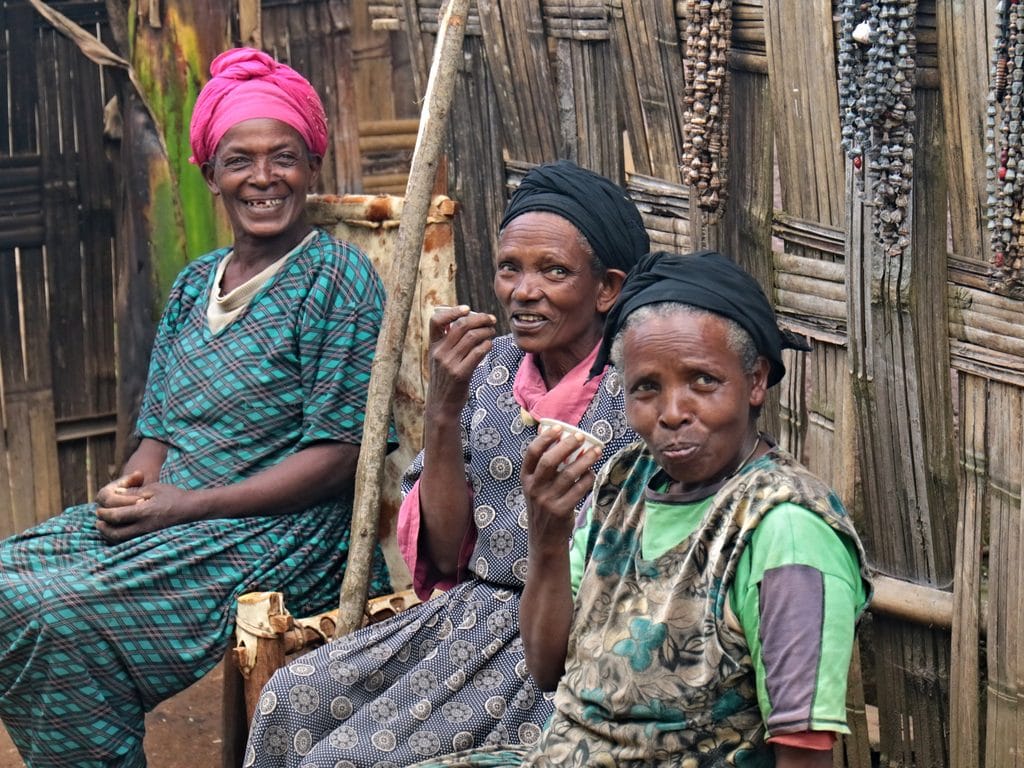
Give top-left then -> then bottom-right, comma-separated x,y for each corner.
510,250 -> 873,768
247,160 -> 649,767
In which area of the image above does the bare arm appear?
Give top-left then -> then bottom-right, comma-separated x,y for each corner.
417,307 -> 496,578
95,441 -> 359,542
773,744 -> 834,768
520,428 -> 601,690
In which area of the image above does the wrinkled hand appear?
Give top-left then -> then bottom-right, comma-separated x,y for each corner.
95,482 -> 197,543
522,427 -> 602,550
427,306 -> 496,415
95,469 -> 152,510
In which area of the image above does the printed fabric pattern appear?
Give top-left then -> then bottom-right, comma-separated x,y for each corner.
0,229 -> 390,768
244,335 -> 638,768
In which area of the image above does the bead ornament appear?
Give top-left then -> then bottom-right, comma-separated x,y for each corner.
986,0 -> 1024,294
837,0 -> 918,261
680,0 -> 733,215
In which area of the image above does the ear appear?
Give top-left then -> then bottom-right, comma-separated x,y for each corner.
595,268 -> 627,314
201,162 -> 220,196
308,154 -> 323,188
749,357 -> 771,408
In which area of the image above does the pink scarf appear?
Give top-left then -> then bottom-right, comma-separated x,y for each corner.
512,342 -> 604,427
398,341 -> 608,599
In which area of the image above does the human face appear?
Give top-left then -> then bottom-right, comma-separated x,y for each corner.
494,212 -> 623,379
621,311 -> 769,492
202,118 -> 321,248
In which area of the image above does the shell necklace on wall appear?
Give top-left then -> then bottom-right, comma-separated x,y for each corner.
837,0 -> 918,260
987,0 -> 1024,295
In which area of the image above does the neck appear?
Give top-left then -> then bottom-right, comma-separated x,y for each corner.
534,327 -> 603,389
232,224 -> 312,269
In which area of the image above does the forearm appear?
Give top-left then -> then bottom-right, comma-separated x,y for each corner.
121,438 -> 168,483
773,744 -> 834,768
190,441 -> 359,520
521,545 -> 574,690
417,407 -> 474,576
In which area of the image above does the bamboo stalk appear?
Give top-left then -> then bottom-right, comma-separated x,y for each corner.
334,0 -> 470,639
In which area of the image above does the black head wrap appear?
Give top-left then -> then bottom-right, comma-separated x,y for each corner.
500,159 -> 650,272
592,250 -> 812,386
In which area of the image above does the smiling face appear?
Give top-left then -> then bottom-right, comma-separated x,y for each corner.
494,211 -> 624,383
621,310 -> 769,492
202,117 -> 321,251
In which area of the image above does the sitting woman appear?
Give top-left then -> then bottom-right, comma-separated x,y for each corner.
0,48 -> 389,768
416,250 -> 872,767
245,160 -> 650,767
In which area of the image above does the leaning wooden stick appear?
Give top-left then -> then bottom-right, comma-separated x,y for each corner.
334,0 -> 471,638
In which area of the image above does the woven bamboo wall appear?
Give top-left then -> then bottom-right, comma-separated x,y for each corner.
3,0 -> 1018,764
0,1 -> 118,535
371,1 -> 1013,766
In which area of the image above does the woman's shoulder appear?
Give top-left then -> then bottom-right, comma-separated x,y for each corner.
293,228 -> 374,270
287,229 -> 385,303
169,248 -> 228,300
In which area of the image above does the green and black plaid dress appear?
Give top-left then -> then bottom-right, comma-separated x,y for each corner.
0,229 -> 389,768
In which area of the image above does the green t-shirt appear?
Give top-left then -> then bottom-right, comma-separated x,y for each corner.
569,497 -> 867,736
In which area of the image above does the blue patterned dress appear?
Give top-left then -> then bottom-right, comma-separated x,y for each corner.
244,335 -> 638,768
0,229 -> 390,768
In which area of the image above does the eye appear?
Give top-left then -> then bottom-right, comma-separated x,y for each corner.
274,152 -> 300,167
545,265 -> 571,278
628,378 -> 658,395
495,261 -> 518,274
222,155 -> 250,170
694,373 -> 720,390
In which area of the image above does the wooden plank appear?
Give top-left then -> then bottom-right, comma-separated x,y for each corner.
446,35 -> 506,323
39,30 -> 89,424
606,0 -> 651,175
476,0 -> 558,163
845,83 -> 956,767
617,0 -> 685,183
763,0 -> 844,226
948,373 -> 985,768
7,3 -> 37,153
553,36 -> 623,180
0,2 -> 9,156
984,383 -> 1022,768
935,0 -> 995,266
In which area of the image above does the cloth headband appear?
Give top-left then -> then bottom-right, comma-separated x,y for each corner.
189,48 -> 328,166
500,160 -> 649,273
592,249 -> 812,385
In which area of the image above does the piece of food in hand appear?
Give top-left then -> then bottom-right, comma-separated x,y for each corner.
536,418 -> 605,471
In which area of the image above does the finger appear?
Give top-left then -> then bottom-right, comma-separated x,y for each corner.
115,469 -> 146,489
429,305 -> 471,342
523,428 -> 568,475
96,504 -> 143,527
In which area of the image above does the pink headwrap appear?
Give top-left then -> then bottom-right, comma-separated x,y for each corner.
188,48 -> 328,166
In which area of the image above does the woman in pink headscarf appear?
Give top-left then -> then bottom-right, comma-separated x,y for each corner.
0,48 -> 389,768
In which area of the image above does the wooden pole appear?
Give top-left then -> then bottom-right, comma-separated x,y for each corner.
334,0 -> 470,639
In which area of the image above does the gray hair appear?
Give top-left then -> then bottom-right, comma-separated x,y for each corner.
609,302 -> 760,374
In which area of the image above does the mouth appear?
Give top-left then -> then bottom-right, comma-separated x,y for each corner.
244,198 -> 285,210
658,442 -> 700,461
510,311 -> 547,329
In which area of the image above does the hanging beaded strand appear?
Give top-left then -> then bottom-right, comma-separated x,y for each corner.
837,0 -> 918,260
987,0 -> 1024,294
680,0 -> 732,215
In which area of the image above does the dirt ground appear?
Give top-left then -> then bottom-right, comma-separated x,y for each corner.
0,661 -> 226,768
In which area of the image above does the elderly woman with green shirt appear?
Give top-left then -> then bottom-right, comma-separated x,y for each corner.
414,249 -> 872,768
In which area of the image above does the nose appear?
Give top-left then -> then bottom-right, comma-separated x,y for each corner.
658,388 -> 693,429
510,272 -> 541,302
250,157 -> 273,185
